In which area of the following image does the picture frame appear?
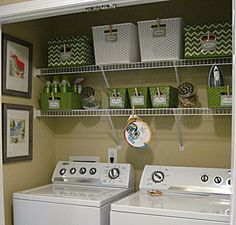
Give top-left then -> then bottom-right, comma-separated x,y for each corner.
2,103 -> 33,163
2,34 -> 33,98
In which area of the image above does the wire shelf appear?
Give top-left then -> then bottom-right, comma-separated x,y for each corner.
36,58 -> 232,76
36,108 -> 232,117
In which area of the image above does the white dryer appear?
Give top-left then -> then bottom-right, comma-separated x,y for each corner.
111,165 -> 231,225
13,161 -> 134,225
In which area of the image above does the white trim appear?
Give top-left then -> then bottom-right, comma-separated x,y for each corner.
231,0 -> 236,223
110,0 -> 168,7
0,0 -> 107,24
0,0 -> 168,24
0,23 -> 6,225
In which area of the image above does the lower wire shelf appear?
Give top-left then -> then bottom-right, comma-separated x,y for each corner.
36,108 -> 232,117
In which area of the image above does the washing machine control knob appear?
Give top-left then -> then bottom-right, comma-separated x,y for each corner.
89,168 -> 97,175
214,176 -> 223,184
152,171 -> 165,183
201,174 -> 209,183
59,168 -> 66,176
79,167 -> 87,175
108,168 -> 120,179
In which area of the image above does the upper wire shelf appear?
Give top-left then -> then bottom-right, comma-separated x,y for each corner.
36,57 -> 232,76
36,108 -> 232,117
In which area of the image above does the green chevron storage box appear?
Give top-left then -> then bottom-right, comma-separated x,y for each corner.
48,36 -> 95,67
207,87 -> 232,108
128,87 -> 151,108
149,86 -> 178,108
40,92 -> 82,111
185,21 -> 232,58
107,88 -> 130,109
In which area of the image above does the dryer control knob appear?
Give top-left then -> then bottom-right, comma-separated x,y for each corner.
79,167 -> 87,175
214,176 -> 223,184
108,168 -> 120,179
201,175 -> 209,183
152,171 -> 165,183
89,168 -> 97,175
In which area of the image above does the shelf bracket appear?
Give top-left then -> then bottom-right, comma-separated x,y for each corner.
100,66 -> 110,88
34,68 -> 40,78
100,66 -> 121,149
173,61 -> 180,86
174,114 -> 184,151
33,107 -> 37,119
34,68 -> 46,83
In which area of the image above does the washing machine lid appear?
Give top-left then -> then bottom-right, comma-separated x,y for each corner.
111,191 -> 230,222
13,184 -> 134,207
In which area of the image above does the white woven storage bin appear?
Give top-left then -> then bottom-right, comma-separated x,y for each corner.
137,18 -> 184,61
92,23 -> 140,65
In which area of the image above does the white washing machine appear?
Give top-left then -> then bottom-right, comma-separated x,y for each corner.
13,161 -> 134,225
111,165 -> 231,225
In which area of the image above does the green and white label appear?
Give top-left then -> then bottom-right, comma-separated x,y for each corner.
49,100 -> 60,109
221,95 -> 232,107
153,95 -> 167,106
110,97 -> 123,107
132,96 -> 145,106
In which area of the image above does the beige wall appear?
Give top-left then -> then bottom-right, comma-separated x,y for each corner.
54,68 -> 232,188
1,0 -> 232,225
2,19 -> 55,225
50,0 -> 232,186
47,0 -> 232,38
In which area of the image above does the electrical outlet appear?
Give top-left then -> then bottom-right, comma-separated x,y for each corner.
108,148 -> 117,163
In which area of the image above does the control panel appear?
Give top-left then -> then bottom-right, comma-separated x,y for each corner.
140,165 -> 231,194
52,161 -> 134,188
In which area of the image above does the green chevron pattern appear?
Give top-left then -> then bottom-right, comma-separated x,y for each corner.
184,22 -> 232,58
208,87 -> 232,108
48,36 -> 95,67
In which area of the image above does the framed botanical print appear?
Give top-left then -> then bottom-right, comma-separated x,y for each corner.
2,103 -> 33,163
2,34 -> 33,98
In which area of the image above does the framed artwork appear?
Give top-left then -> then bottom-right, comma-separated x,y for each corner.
2,103 -> 33,163
2,34 -> 33,98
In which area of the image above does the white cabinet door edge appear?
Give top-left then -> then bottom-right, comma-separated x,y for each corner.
0,23 -> 6,225
231,1 -> 236,225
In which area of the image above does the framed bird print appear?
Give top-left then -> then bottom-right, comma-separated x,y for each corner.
2,103 -> 33,163
2,34 -> 33,98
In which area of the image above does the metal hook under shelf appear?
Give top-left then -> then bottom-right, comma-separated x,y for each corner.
175,114 -> 184,151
